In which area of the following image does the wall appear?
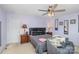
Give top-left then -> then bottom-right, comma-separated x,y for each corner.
0,22 -> 1,46
0,8 -> 7,53
7,13 -> 51,44
53,12 -> 79,46
7,12 -> 79,46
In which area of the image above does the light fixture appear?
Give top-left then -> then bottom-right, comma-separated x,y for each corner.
47,22 -> 53,32
48,12 -> 52,16
22,24 -> 27,34
48,12 -> 55,16
48,5 -> 55,16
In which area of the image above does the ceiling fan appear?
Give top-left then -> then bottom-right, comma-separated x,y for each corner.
38,4 -> 66,16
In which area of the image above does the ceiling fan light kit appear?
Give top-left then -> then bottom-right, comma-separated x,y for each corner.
48,12 -> 55,16
38,4 -> 66,16
48,6 -> 55,16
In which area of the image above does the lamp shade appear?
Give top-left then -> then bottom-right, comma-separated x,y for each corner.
22,24 -> 27,28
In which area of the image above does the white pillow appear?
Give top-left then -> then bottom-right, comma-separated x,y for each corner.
51,35 -> 65,47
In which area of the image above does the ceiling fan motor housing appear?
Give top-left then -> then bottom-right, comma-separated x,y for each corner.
48,6 -> 54,16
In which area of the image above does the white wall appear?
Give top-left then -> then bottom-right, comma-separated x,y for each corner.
7,13 -> 51,44
53,12 -> 79,46
0,8 -> 7,53
7,12 -> 79,46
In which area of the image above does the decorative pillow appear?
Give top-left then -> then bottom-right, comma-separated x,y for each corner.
39,38 -> 46,42
51,35 -> 65,47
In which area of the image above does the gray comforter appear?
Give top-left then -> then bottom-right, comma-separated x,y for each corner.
47,38 -> 74,54
30,34 -> 51,54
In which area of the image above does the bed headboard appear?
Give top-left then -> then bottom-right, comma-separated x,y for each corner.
29,28 -> 46,36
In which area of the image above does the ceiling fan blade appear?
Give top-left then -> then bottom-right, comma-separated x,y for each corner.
54,9 -> 65,12
54,4 -> 58,9
38,9 -> 48,12
42,13 -> 48,16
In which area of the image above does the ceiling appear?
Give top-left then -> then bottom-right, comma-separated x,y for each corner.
0,4 -> 79,16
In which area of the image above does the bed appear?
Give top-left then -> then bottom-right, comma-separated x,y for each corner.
47,36 -> 74,54
29,28 -> 52,54
30,34 -> 51,54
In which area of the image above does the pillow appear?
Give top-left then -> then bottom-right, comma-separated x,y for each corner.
39,38 -> 46,42
50,36 -> 65,47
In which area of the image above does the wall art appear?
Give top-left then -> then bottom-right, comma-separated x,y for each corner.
59,21 -> 63,25
55,19 -> 58,30
70,19 -> 76,24
64,20 -> 69,35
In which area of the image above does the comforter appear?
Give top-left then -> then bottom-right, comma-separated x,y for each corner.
30,34 -> 51,54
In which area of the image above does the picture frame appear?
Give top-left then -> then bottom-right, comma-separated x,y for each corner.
70,19 -> 76,24
55,19 -> 58,30
59,21 -> 63,25
64,20 -> 69,35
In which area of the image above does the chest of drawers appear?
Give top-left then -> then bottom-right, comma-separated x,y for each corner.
20,34 -> 30,44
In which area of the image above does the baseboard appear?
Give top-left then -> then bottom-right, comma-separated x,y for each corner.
0,43 -> 20,54
7,42 -> 20,45
0,45 -> 7,54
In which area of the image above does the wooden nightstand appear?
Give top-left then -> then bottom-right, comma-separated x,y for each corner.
20,34 -> 30,44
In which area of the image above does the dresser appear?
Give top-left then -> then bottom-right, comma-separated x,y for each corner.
20,34 -> 30,44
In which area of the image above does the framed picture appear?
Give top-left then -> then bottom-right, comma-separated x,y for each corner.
59,21 -> 63,25
55,19 -> 58,30
64,20 -> 69,35
70,19 -> 76,24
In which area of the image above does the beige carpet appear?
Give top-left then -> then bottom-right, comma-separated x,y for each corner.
74,46 -> 79,54
2,42 -> 79,54
2,42 -> 36,54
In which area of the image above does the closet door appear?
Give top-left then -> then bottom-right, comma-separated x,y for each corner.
0,22 -> 1,46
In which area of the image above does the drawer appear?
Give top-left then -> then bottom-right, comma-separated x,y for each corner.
20,35 -> 29,43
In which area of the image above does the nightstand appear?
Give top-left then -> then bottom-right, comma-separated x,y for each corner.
20,34 -> 30,44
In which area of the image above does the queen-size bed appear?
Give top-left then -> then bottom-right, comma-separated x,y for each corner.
29,28 -> 52,54
29,28 -> 74,54
30,34 -> 51,54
